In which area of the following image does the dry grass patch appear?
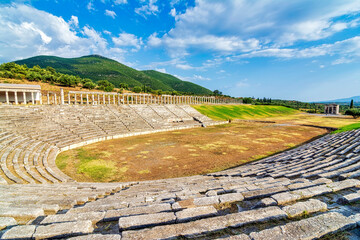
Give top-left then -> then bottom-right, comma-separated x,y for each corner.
57,120 -> 330,182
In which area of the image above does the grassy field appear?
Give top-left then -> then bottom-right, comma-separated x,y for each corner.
332,122 -> 360,133
57,121 -> 328,182
192,105 -> 298,120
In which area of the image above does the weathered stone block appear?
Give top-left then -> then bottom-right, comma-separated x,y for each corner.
118,212 -> 176,230
0,217 -> 17,230
271,192 -> 300,205
282,199 -> 327,218
33,220 -> 94,239
2,225 -> 36,239
175,206 -> 218,223
219,192 -> 244,203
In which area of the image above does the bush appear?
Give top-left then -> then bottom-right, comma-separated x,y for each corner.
345,108 -> 360,119
83,81 -> 96,89
242,97 -> 253,104
97,80 -> 114,92
133,86 -> 142,93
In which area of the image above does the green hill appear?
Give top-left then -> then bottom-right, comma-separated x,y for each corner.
142,70 -> 212,95
14,55 -> 212,94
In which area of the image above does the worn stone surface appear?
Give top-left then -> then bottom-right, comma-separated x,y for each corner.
68,234 -> 121,240
255,198 -> 277,208
122,206 -> 286,240
219,192 -> 244,203
271,192 -> 300,205
33,220 -> 94,239
193,196 -> 220,206
282,199 -> 327,217
0,207 -> 44,224
175,206 -> 218,223
41,212 -> 105,224
214,234 -> 251,240
250,212 -> 356,240
1,225 -> 36,239
118,212 -> 176,230
328,179 -> 360,192
0,217 -> 17,230
105,203 -> 171,221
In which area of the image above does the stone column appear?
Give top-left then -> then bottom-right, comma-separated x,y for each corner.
113,94 -> 115,104
54,93 -> 57,105
103,94 -> 105,104
80,94 -> 83,104
60,88 -> 64,105
14,91 -> 18,104
31,92 -> 35,104
68,92 -> 70,104
39,92 -> 42,105
135,95 -> 138,104
47,93 -> 50,105
118,95 -> 120,105
74,94 -> 77,105
108,94 -> 110,104
97,94 -> 100,104
92,94 -> 94,105
5,91 -> 9,104
86,94 -> 89,105
22,92 -> 26,104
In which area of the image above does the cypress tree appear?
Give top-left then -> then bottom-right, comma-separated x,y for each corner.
350,99 -> 354,109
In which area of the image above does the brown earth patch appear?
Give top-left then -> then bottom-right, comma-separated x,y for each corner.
57,121 -> 328,182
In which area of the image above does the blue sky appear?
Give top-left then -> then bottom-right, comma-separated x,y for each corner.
1,0 -> 360,102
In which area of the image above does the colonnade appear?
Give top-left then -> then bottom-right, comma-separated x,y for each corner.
0,89 -> 42,105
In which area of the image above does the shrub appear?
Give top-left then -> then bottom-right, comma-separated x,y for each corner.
133,86 -> 142,93
345,108 -> 360,119
97,80 -> 114,92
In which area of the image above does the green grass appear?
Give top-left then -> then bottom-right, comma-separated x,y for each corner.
75,149 -> 117,182
192,105 -> 298,120
55,154 -> 68,170
332,122 -> 360,134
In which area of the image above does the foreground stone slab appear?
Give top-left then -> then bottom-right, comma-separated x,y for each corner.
40,212 -> 105,225
175,206 -> 218,223
215,234 -> 251,240
0,207 -> 44,224
118,212 -> 176,230
68,234 -> 121,240
122,206 -> 286,239
33,220 -> 94,239
104,203 -> 171,221
0,217 -> 17,230
193,196 -> 220,206
250,212 -> 356,240
327,179 -> 360,192
219,193 -> 244,203
2,225 -> 36,239
282,199 -> 327,218
271,192 -> 300,205
338,190 -> 360,204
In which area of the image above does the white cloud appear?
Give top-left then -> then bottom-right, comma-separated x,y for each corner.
68,16 -> 79,28
192,74 -> 210,81
236,81 -> 250,88
169,8 -> 176,17
112,32 -> 143,50
148,0 -> 360,55
332,57 -> 354,65
320,65 -> 325,68
155,68 -> 166,73
238,36 -> 360,60
175,63 -> 194,70
103,30 -> 111,35
0,4 -> 132,63
135,0 -> 159,17
114,0 -> 127,4
87,1 -> 95,11
105,10 -> 116,19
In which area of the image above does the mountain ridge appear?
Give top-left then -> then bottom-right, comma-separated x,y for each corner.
14,55 -> 213,95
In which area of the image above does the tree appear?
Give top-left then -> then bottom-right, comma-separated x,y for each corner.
213,89 -> 222,96
345,108 -> 360,119
133,86 -> 142,93
83,81 -> 96,89
350,99 -> 354,109
119,83 -> 129,90
97,80 -> 114,92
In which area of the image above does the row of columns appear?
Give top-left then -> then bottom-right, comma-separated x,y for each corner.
1,88 -> 241,105
66,91 -> 221,105
2,90 -> 42,105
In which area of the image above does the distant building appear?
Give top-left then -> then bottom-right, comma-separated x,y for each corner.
324,104 -> 339,115
0,83 -> 41,104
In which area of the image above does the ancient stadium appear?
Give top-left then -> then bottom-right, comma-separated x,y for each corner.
1,87 -> 360,240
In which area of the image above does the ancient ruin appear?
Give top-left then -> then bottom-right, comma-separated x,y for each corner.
324,104 -> 340,115
0,92 -> 360,239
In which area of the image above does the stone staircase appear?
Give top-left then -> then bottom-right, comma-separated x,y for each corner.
1,105 -> 360,239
